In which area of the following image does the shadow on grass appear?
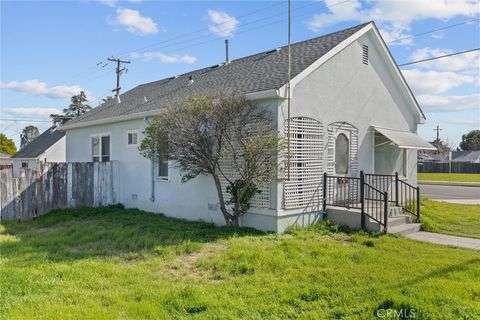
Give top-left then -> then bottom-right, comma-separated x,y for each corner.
0,205 -> 265,263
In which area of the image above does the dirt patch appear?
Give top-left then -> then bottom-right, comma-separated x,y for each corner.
166,242 -> 228,280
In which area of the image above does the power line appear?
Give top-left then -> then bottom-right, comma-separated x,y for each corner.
124,0 -> 327,57
398,48 -> 480,66
0,118 -> 51,123
118,1 -> 286,57
387,18 -> 480,44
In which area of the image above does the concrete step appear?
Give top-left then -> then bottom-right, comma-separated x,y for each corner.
387,215 -> 411,227
387,223 -> 421,236
389,206 -> 403,217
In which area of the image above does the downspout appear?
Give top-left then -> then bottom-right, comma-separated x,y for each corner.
144,116 -> 155,202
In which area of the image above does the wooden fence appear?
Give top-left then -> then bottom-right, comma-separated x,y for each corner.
0,161 -> 120,221
418,162 -> 480,174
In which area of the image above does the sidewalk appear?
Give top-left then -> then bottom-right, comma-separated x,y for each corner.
406,231 -> 480,250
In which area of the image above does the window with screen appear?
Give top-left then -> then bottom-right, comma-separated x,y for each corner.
127,131 -> 138,145
91,134 -> 110,162
157,157 -> 169,180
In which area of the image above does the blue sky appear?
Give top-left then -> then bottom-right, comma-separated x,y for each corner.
1,0 -> 479,148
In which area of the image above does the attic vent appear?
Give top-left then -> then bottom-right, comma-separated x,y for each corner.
362,44 -> 369,65
265,48 -> 281,55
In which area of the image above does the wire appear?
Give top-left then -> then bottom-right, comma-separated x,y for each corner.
118,1 -> 286,56
387,18 -> 480,44
0,118 -> 52,123
398,48 -> 480,66
124,0 -> 326,57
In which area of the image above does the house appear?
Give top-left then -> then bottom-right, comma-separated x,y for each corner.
452,150 -> 480,163
60,21 -> 434,232
0,152 -> 13,169
11,126 -> 66,176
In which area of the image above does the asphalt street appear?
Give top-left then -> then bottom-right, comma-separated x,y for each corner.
420,184 -> 480,204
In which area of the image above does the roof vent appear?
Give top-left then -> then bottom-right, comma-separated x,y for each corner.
116,95 -> 121,103
144,96 -> 148,103
362,45 -> 368,65
189,75 -> 194,84
265,48 -> 281,55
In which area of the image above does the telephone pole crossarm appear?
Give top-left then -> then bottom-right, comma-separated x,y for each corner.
108,57 -> 130,97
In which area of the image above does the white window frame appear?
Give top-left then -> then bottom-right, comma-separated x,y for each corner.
90,133 -> 111,162
156,158 -> 170,181
126,129 -> 139,147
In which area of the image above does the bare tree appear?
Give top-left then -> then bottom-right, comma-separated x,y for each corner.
139,94 -> 282,227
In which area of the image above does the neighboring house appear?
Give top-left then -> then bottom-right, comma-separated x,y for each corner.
0,152 -> 13,169
452,150 -> 480,163
61,21 -> 434,232
11,126 -> 66,176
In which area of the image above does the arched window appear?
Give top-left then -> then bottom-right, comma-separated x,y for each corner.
335,133 -> 349,175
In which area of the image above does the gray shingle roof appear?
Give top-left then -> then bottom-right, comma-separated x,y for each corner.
68,22 -> 370,126
12,126 -> 65,159
452,151 -> 480,163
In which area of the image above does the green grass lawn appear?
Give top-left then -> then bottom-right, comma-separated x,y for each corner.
1,206 -> 479,319
421,198 -> 480,239
418,173 -> 480,184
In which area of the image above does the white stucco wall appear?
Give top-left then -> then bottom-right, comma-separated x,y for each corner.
65,99 -> 280,229
276,30 -> 421,217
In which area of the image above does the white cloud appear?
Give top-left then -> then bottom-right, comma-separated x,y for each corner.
410,47 -> 480,72
307,0 -> 479,45
0,80 -> 91,100
417,93 -> 480,111
99,0 -> 142,7
207,9 -> 239,38
3,107 -> 62,117
114,8 -> 158,35
402,69 -> 475,95
131,51 -> 197,64
446,118 -> 480,126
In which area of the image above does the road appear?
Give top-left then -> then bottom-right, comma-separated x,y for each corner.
419,184 -> 480,205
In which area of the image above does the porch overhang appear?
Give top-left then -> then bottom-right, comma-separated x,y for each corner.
373,127 -> 436,150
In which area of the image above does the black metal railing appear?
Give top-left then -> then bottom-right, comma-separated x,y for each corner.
323,175 -> 361,209
398,178 -> 421,222
362,182 -> 388,228
323,171 -> 422,230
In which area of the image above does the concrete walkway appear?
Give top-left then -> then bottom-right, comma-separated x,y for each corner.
406,231 -> 480,250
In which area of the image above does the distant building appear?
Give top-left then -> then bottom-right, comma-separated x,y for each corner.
0,152 -> 13,169
11,126 -> 65,176
452,151 -> 480,163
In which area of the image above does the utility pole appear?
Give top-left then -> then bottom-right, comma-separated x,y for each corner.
108,57 -> 130,97
433,125 -> 442,141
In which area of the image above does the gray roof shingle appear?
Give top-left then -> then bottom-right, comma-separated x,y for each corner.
12,126 -> 65,159
68,22 -> 370,126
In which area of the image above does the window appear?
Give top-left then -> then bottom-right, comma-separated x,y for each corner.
127,130 -> 138,145
21,162 -> 28,168
335,133 -> 349,175
157,158 -> 169,180
91,134 -> 110,162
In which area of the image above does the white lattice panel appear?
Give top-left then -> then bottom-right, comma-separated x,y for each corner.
217,121 -> 272,209
284,117 -> 324,209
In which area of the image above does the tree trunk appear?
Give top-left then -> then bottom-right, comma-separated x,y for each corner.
211,173 -> 234,226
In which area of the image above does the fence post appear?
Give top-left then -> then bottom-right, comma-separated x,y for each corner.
384,191 -> 389,232
360,170 -> 365,229
322,172 -> 327,217
394,172 -> 399,207
416,187 -> 421,223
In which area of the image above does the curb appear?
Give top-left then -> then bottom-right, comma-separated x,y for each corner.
418,181 -> 480,188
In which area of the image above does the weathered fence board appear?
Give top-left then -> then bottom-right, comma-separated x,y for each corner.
418,162 -> 480,174
0,161 -> 119,221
